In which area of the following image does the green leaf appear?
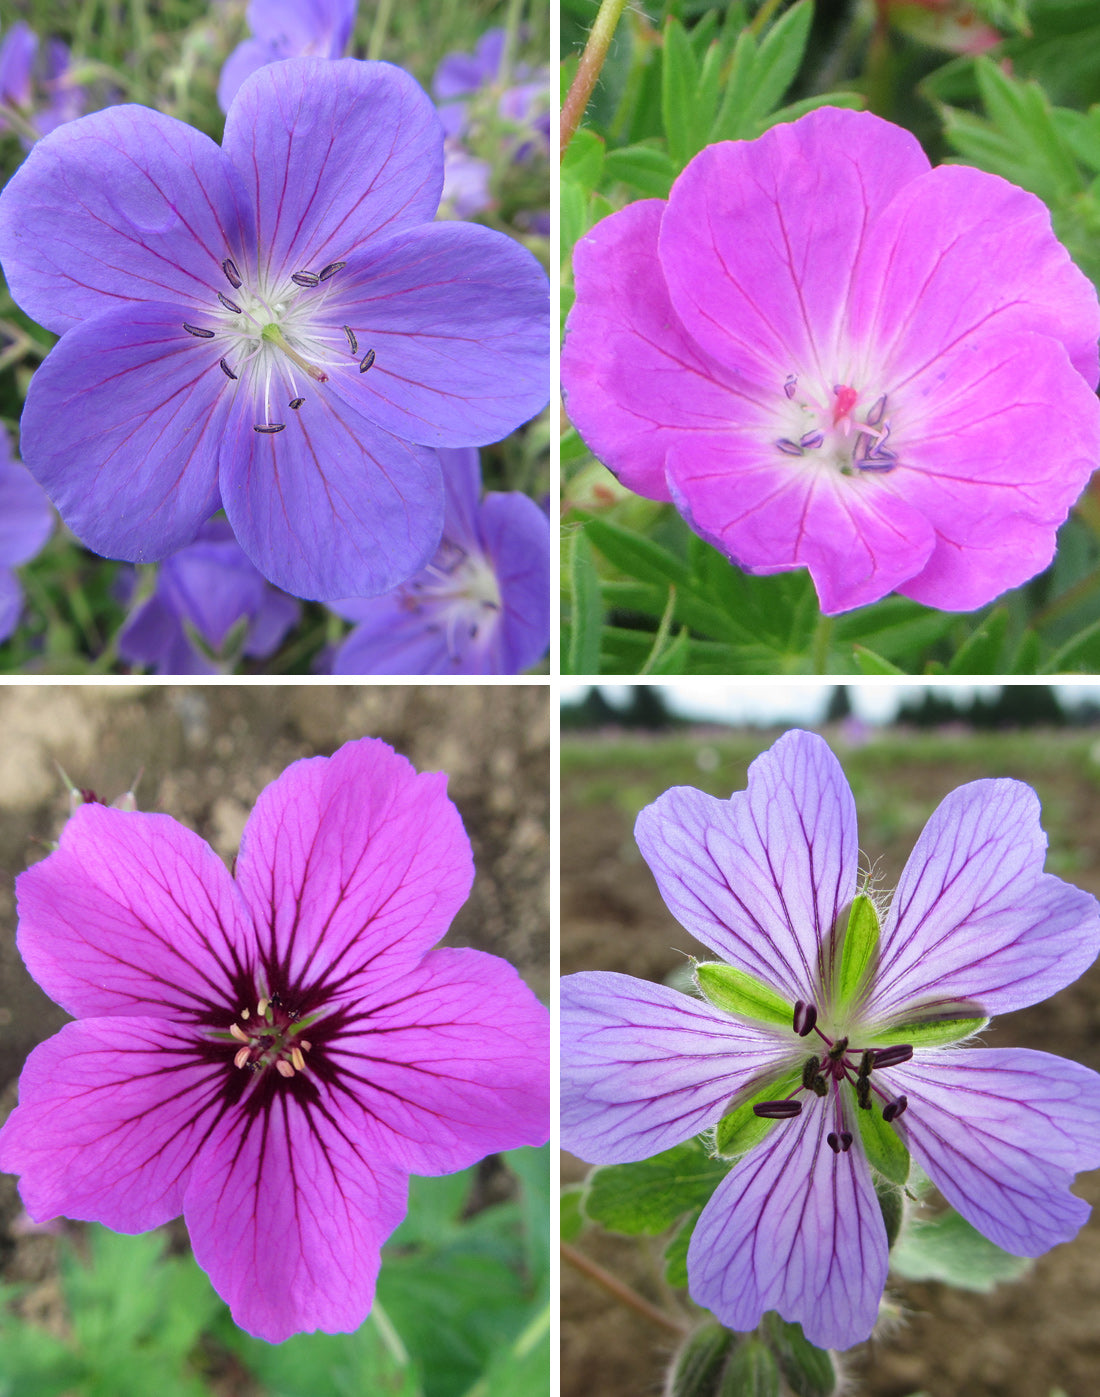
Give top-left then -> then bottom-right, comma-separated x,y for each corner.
603,143 -> 678,198
722,1340 -> 780,1397
761,1315 -> 836,1397
662,17 -> 702,168
663,1210 -> 698,1287
852,644 -> 905,675
714,1070 -> 802,1160
695,962 -> 794,1028
584,1140 -> 729,1235
824,894 -> 879,1014
560,1186 -> 585,1242
856,1105 -> 910,1186
946,607 -> 1009,675
891,1208 -> 1033,1292
585,516 -> 690,588
712,0 -> 813,142
867,1004 -> 988,1048
561,126 -> 605,192
566,527 -> 603,675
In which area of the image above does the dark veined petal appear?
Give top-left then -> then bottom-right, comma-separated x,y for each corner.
634,730 -> 857,1006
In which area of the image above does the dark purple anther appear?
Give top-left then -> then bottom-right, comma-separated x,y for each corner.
857,453 -> 898,473
866,394 -> 886,426
882,1095 -> 909,1123
291,271 -> 320,288
253,423 -> 286,434
826,1130 -> 854,1153
359,348 -> 376,374
776,439 -> 804,457
801,1055 -> 821,1088
857,1050 -> 874,1080
872,1044 -> 913,1069
319,261 -> 346,281
183,322 -> 215,339
856,1078 -> 872,1110
218,357 -> 237,380
809,1075 -> 828,1098
218,292 -> 243,314
800,431 -> 824,450
793,1001 -> 817,1037
753,1100 -> 803,1119
344,325 -> 358,355
289,397 -> 305,410
783,374 -> 797,400
827,1036 -> 849,1061
221,258 -> 242,289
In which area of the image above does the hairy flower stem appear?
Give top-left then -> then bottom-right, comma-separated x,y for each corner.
561,1241 -> 688,1336
560,0 -> 630,158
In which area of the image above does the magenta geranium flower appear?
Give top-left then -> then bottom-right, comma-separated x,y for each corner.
561,730 -> 1100,1349
0,737 -> 550,1342
561,108 -> 1100,614
0,58 -> 549,602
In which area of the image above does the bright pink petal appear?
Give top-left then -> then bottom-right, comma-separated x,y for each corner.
0,104 -> 253,333
635,730 -> 856,1005
0,1018 -> 224,1230
562,199 -> 761,502
892,1048 -> 1100,1255
235,737 -> 473,998
561,971 -> 788,1165
183,1087 -> 409,1342
660,109 -> 930,379
326,947 -> 549,1175
688,1100 -> 887,1350
15,804 -> 252,1020
870,779 -> 1100,1020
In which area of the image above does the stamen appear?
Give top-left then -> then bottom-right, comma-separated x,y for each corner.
290,1046 -> 306,1071
234,1046 -> 251,1069
230,1023 -> 248,1043
857,453 -> 897,473
241,1008 -> 250,1020
219,357 -> 237,380
260,323 -> 329,382
872,1045 -> 914,1069
793,1001 -> 817,1037
800,431 -> 824,450
776,439 -> 803,457
343,325 -> 358,355
319,261 -> 346,281
289,397 -> 305,410
257,998 -> 269,1018
298,1040 -> 311,1052
275,1059 -> 295,1078
291,271 -> 320,288
752,1100 -> 803,1119
866,394 -> 887,426
253,423 -> 286,434
801,1055 -> 821,1088
221,258 -> 242,289
183,322 -> 215,339
856,1078 -> 873,1110
827,1037 -> 849,1061
218,292 -> 243,314
882,1095 -> 909,1122
856,1050 -> 875,1081
783,374 -> 797,400
809,1075 -> 828,1098
826,1131 -> 854,1153
359,348 -> 376,374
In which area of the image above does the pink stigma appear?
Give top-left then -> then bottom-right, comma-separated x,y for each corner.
832,385 -> 859,428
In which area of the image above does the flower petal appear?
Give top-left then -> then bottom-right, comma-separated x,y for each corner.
561,971 -> 788,1165
324,222 -> 550,447
478,491 -> 551,672
0,453 -> 52,567
16,804 -> 254,1020
869,778 -> 1100,1019
234,737 -> 473,998
221,57 -> 442,272
330,596 -> 459,674
0,104 -> 253,333
634,730 -> 857,1005
688,1099 -> 887,1350
20,303 -> 228,561
326,946 -> 549,1175
0,1017 -> 224,1230
891,1048 -> 1100,1255
183,1085 -> 409,1342
218,387 -> 443,601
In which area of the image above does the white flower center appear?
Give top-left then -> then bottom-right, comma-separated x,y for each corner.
772,375 -> 899,477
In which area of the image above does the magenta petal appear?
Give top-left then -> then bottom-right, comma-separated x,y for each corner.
870,778 -> 1100,1019
0,104 -> 253,333
235,737 -> 473,996
0,1018 -> 221,1230
562,200 -> 756,502
328,947 -> 549,1175
688,1101 -> 887,1350
561,971 -> 786,1165
15,804 -> 252,1020
221,58 -> 442,272
634,730 -> 856,1005
892,1048 -> 1100,1255
183,1089 -> 410,1342
20,303 -> 228,560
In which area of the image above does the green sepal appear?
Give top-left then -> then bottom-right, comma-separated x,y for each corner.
867,1003 -> 988,1048
856,1103 -> 910,1185
827,893 -> 880,1014
874,1178 -> 906,1249
761,1315 -> 837,1397
583,1140 -> 729,1236
714,1070 -> 802,1159
695,962 -> 794,1029
720,1340 -> 780,1397
666,1324 -> 736,1397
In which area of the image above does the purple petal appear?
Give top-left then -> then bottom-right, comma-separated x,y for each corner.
870,779 -> 1100,1019
634,730 -> 857,1005
216,37 -> 286,113
323,222 -> 550,447
221,58 -> 443,273
0,104 -> 253,333
247,0 -> 358,55
561,971 -> 786,1165
244,584 -> 301,658
118,592 -> 218,675
14,804 -> 253,1020
688,1099 -> 887,1350
326,946 -> 550,1174
477,491 -> 551,672
0,443 -> 52,567
438,444 -> 483,546
0,569 -> 24,643
330,598 -> 460,674
0,23 -> 37,109
891,1048 -> 1100,1255
19,303 -> 228,561
234,737 -> 473,997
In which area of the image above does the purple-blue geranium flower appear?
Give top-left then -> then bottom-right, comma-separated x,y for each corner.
0,424 -> 54,643
329,445 -> 549,674
217,0 -> 358,111
0,22 -> 82,145
118,520 -> 299,674
433,27 -> 550,158
0,58 -> 549,602
561,730 -> 1100,1351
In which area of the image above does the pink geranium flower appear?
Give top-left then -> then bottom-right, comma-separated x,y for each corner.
561,108 -> 1100,614
0,737 -> 550,1342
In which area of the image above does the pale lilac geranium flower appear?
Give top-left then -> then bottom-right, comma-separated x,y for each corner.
329,445 -> 549,674
0,736 -> 550,1341
217,0 -> 357,111
0,424 -> 54,642
561,730 -> 1100,1350
118,520 -> 299,674
561,108 -> 1100,614
0,58 -> 549,602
